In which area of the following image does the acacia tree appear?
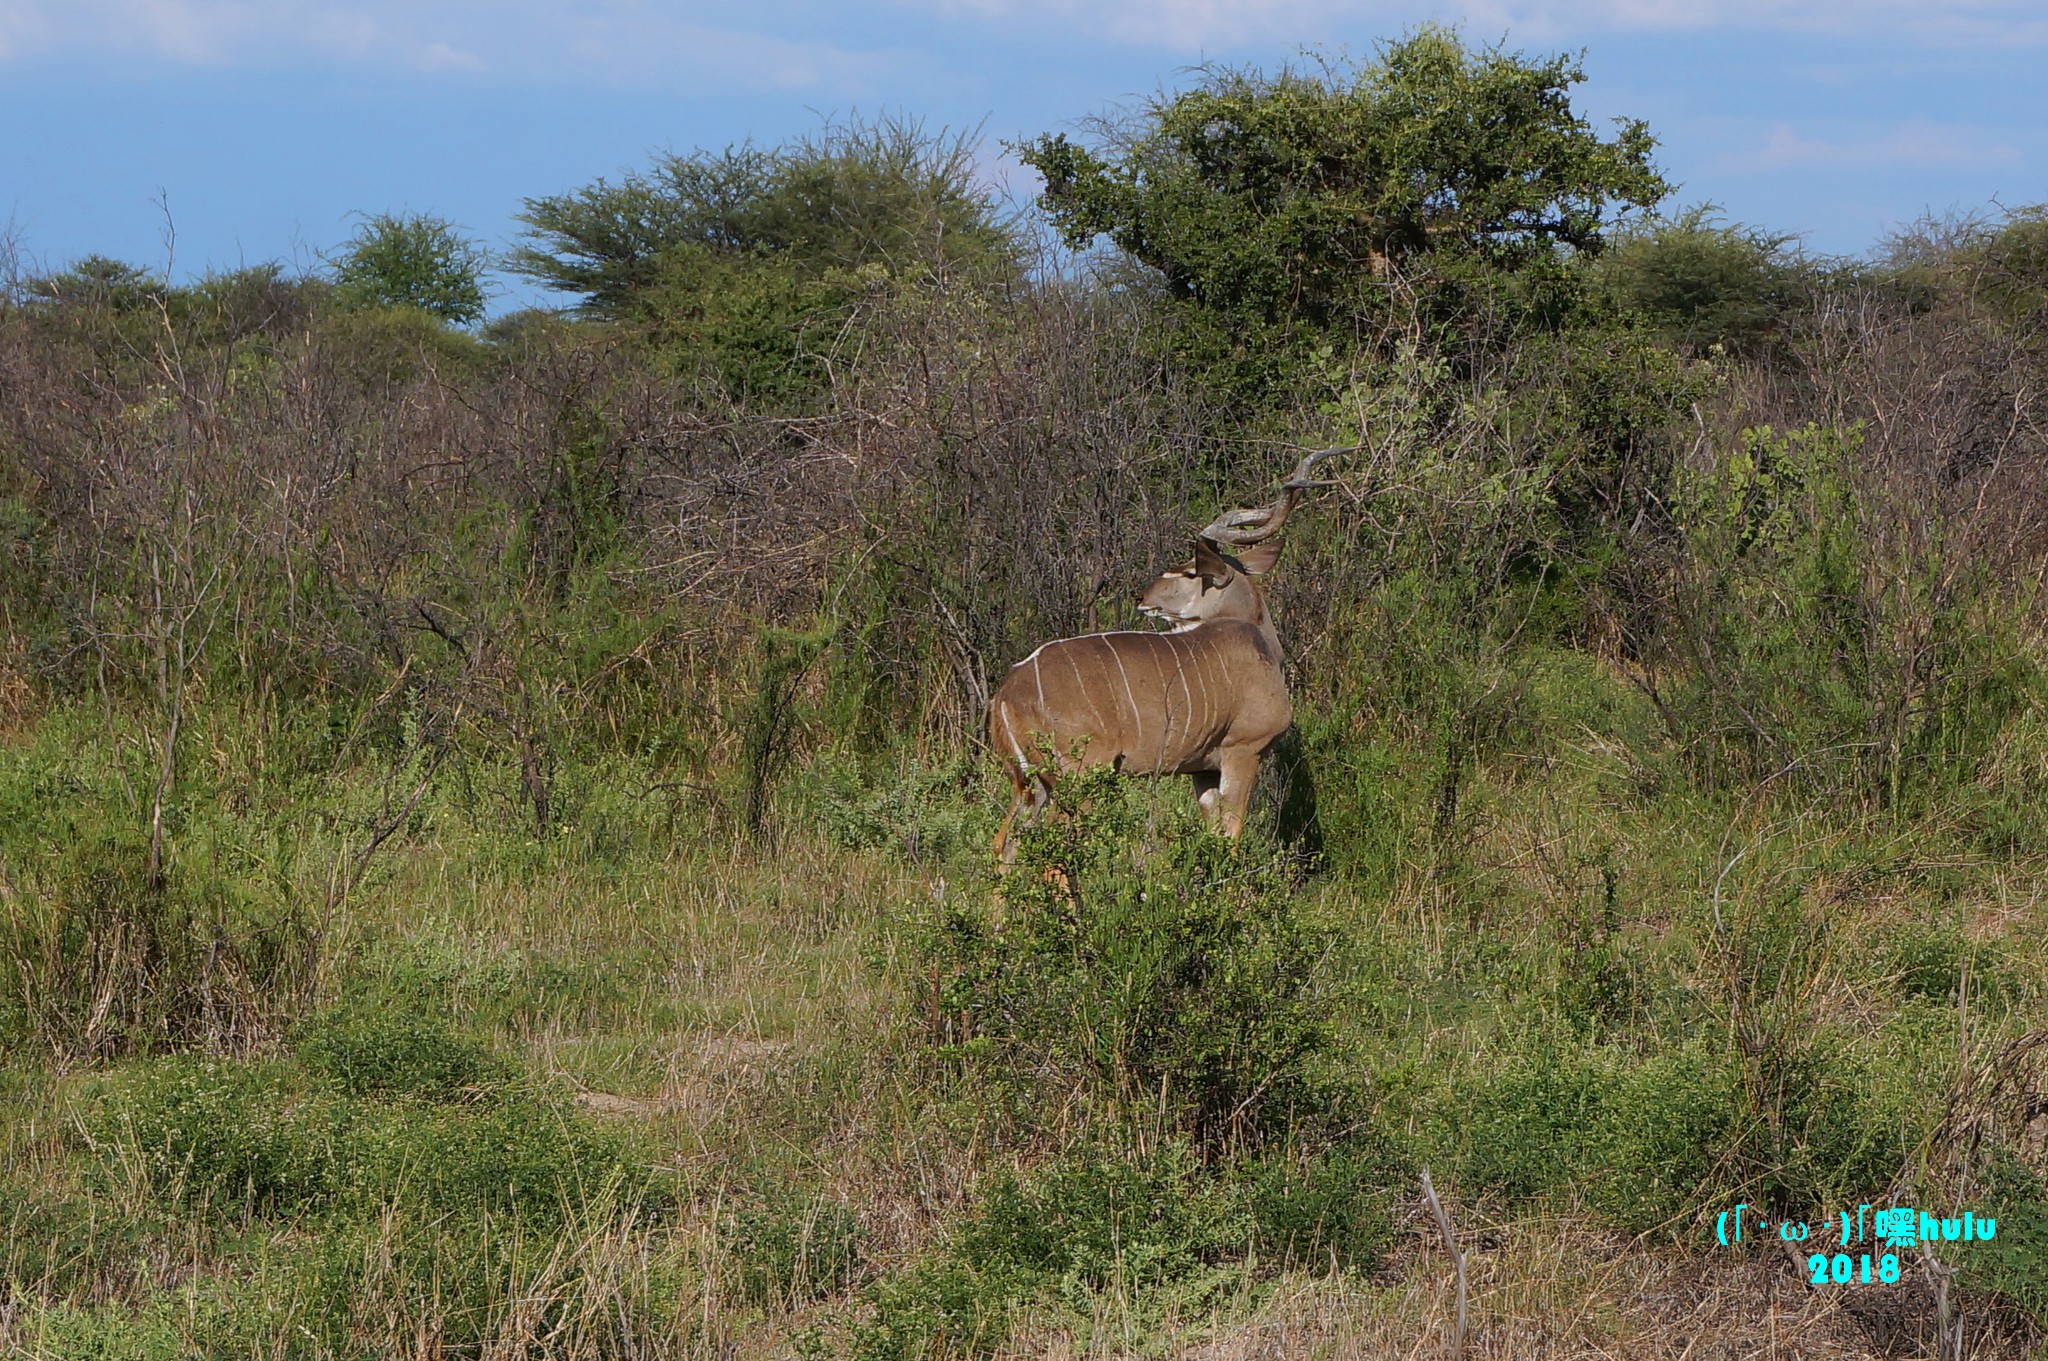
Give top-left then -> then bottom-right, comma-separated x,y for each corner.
1019,31 -> 1670,393
510,116 -> 1016,315
332,212 -> 489,325
508,116 -> 1019,403
1591,207 -> 1808,357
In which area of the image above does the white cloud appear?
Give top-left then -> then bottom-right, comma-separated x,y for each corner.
0,1 -> 900,89
1722,119 -> 2025,173
915,0 -> 2048,51
0,1 -> 58,59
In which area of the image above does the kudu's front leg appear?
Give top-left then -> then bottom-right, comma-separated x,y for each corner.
1214,746 -> 1263,839
992,769 -> 1052,867
1191,770 -> 1223,829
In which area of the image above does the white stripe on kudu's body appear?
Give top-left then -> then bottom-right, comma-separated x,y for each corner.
987,450 -> 1341,860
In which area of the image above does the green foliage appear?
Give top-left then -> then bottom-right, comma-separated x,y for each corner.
855,1139 -> 1400,1359
1885,919 -> 2007,1004
16,256 -> 183,367
330,211 -> 489,325
856,1256 -> 1017,1361
854,1145 -> 1246,1360
1964,1152 -> 2048,1319
726,1188 -> 863,1306
525,399 -> 631,584
0,1177 -> 176,1304
924,770 -> 1343,1147
1593,206 -> 1805,354
736,626 -> 834,839
283,1186 -> 678,1360
515,117 -> 1011,316
1972,205 -> 2048,323
512,115 -> 1016,400
294,1002 -> 507,1101
0,797 -> 317,1061
315,294 -> 491,386
1021,30 -> 1668,396
796,752 -> 982,863
24,255 -> 165,312
91,1059 -> 337,1217
1436,1035 -> 1903,1231
1497,320 -> 1710,537
1882,203 -> 2048,327
86,1048 -> 663,1225
7,1294 -> 246,1361
961,1145 -> 1252,1290
1658,422 -> 2044,804
1243,1142 -> 1403,1269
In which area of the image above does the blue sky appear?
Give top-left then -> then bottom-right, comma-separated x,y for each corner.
2,1 -> 2042,314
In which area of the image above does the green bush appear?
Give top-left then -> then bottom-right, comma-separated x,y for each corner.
726,1188 -> 863,1306
295,1002 -> 506,1101
0,1179 -> 172,1304
86,1053 -> 665,1226
855,1145 -> 1245,1361
1020,31 -> 1668,400
1246,1142 -> 1404,1270
854,1139 -> 1401,1359
856,1257 -> 1019,1361
331,211 -> 489,325
91,1059 -> 338,1218
1962,1151 -> 2048,1319
1658,421 -> 2042,807
1439,1021 -> 1932,1233
1442,1040 -> 1743,1229
961,1144 -> 1251,1289
287,1206 -> 672,1360
922,769 -> 1344,1146
1886,920 -> 2009,1005
1592,207 -> 1805,355
0,732 -> 319,1061
794,751 -> 981,863
7,1293 -> 248,1361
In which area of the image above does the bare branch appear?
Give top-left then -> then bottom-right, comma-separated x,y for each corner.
1420,1167 -> 1469,1359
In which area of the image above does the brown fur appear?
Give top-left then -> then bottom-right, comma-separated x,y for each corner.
989,542 -> 1292,860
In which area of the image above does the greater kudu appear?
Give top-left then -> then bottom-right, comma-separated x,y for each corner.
988,451 -> 1338,860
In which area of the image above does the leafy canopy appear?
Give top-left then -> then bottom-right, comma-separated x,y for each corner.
332,212 -> 489,326
508,116 -> 1018,404
509,115 -> 1016,321
24,255 -> 166,313
1592,207 -> 1807,356
1019,30 -> 1669,347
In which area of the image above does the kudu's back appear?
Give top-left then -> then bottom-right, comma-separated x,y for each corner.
988,619 -> 1289,779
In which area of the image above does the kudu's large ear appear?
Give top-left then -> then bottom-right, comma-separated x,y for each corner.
1234,541 -> 1282,575
1193,536 -> 1234,587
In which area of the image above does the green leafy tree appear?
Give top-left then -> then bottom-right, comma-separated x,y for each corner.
24,255 -> 166,313
1592,207 -> 1806,355
1018,30 -> 1669,394
509,116 -> 1018,403
332,212 -> 489,326
511,116 -> 1015,319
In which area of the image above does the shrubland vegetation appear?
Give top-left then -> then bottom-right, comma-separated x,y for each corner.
1,29 -> 2045,1359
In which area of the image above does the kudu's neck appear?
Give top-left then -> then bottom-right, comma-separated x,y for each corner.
1188,582 -> 1280,656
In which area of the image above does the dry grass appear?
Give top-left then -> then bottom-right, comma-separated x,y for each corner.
988,1209 -> 2044,1360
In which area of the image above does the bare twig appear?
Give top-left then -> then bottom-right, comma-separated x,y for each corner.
1420,1166 -> 1469,1359
1920,1238 -> 1961,1361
